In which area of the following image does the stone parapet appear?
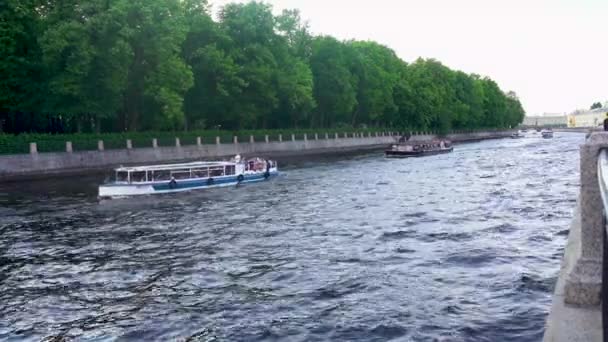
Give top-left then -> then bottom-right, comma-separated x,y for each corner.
543,203 -> 602,341
563,132 -> 608,305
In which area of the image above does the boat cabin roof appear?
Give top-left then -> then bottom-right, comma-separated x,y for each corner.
396,139 -> 451,146
115,161 -> 234,173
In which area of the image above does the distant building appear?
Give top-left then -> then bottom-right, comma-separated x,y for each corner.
567,107 -> 608,128
522,114 -> 567,127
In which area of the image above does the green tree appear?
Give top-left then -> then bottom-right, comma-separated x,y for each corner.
310,36 -> 357,127
39,0 -> 131,132
219,2 -> 279,128
0,0 -> 525,134
591,102 -> 603,110
181,0 -> 244,130
480,77 -> 508,128
119,0 -> 193,131
347,41 -> 399,127
0,0 -> 44,132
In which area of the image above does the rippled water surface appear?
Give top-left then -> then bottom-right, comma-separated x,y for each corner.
0,133 -> 584,341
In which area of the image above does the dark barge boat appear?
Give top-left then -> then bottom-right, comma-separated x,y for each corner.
385,138 -> 453,158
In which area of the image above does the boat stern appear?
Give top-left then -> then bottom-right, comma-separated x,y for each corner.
98,183 -> 155,198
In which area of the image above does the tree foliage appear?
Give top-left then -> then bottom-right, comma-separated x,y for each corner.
591,102 -> 603,110
0,0 -> 525,134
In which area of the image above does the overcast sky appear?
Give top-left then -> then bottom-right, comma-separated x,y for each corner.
209,0 -> 607,116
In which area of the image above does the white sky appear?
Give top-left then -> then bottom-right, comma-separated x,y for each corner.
209,0 -> 608,116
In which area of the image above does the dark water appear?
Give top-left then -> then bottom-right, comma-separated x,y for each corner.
0,133 -> 583,341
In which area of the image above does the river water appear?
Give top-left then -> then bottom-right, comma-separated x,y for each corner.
0,132 -> 583,341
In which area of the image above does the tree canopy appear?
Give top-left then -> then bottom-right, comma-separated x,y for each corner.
0,0 -> 525,134
591,102 -> 603,110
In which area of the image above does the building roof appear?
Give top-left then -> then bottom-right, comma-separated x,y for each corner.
571,107 -> 608,116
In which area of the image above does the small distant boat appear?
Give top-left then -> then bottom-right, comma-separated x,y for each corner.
99,155 -> 278,198
541,129 -> 554,138
511,131 -> 525,139
385,139 -> 453,158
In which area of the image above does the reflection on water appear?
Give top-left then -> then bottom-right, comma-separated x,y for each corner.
0,133 -> 582,341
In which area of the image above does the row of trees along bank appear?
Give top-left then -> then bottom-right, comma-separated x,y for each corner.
0,0 -> 525,135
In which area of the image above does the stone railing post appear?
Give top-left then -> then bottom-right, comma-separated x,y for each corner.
98,140 -> 104,151
66,141 -> 73,153
343,132 -> 348,138
325,133 -> 329,139
279,134 -> 283,142
315,133 -> 318,140
291,134 -> 295,142
335,133 -> 339,139
152,138 -> 158,148
564,132 -> 608,305
233,136 -> 238,144
29,142 -> 37,154
196,137 -> 202,146
175,137 -> 181,147
304,133 -> 308,141
126,139 -> 132,149
216,136 -> 220,145
265,135 -> 269,143
250,135 -> 254,143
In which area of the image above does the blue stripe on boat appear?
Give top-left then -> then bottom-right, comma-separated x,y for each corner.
151,173 -> 273,191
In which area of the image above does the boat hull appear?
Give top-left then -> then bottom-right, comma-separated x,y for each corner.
99,171 -> 278,198
385,147 -> 453,158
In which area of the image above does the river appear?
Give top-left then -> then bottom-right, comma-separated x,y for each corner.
0,132 -> 583,341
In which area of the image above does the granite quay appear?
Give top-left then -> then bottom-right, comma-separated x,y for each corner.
0,131 -> 511,180
543,132 -> 608,342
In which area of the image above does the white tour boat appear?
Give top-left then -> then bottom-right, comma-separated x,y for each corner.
98,155 -> 278,198
510,130 -> 525,139
541,129 -> 554,138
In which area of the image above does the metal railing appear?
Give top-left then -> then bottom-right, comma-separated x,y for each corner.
597,149 -> 608,342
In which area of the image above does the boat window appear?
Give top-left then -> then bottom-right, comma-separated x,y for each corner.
209,167 -> 224,177
153,170 -> 171,181
225,165 -> 235,175
192,168 -> 209,178
131,171 -> 146,183
172,171 -> 191,180
116,171 -> 129,182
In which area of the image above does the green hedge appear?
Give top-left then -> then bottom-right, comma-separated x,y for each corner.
0,128 -> 397,155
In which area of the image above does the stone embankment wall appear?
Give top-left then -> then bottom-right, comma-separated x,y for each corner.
0,131 -> 512,180
543,132 -> 608,342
